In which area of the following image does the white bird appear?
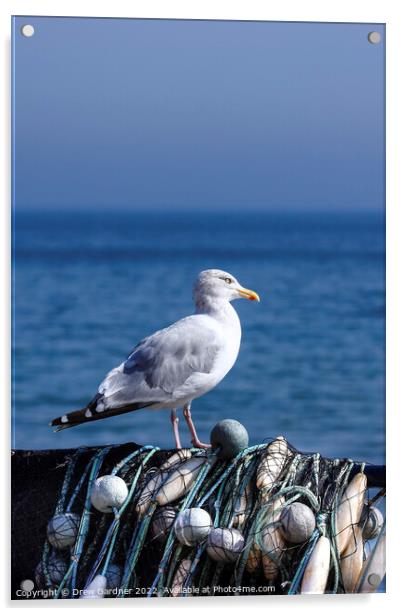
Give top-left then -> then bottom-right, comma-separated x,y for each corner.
51,269 -> 260,448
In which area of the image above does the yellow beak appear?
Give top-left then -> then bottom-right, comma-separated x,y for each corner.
238,287 -> 260,302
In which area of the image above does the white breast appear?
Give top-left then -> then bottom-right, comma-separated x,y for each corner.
173,304 -> 242,404
211,316 -> 241,382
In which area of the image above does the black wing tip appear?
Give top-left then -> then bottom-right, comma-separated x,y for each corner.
53,425 -> 67,433
49,415 -> 72,431
49,395 -> 101,431
49,420 -> 63,432
49,400 -> 159,432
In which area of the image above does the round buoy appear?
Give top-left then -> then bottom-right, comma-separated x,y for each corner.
47,512 -> 80,549
152,506 -> 177,542
81,574 -> 107,599
90,475 -> 128,513
174,508 -> 212,546
35,553 -> 68,586
210,419 -> 249,460
360,505 -> 384,540
105,563 -> 122,590
280,502 -> 316,544
206,527 -> 245,562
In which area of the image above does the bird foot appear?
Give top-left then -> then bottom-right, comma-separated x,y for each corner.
191,438 -> 211,449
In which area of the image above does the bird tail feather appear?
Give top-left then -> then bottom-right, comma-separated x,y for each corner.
50,396 -> 158,432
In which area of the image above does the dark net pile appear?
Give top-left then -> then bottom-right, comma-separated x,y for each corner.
11,439 -> 385,600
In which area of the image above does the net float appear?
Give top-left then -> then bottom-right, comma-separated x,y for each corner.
359,504 -> 384,541
256,437 -> 289,491
206,527 -> 245,563
232,482 -> 252,528
171,559 -> 192,597
151,506 -> 177,542
335,472 -> 367,555
301,535 -> 331,594
174,507 -> 212,546
80,574 -> 107,599
47,512 -> 80,549
136,450 -> 192,516
355,531 -> 386,593
259,497 -> 285,581
280,502 -> 316,544
105,563 -> 122,590
245,541 -> 262,574
35,553 -> 68,587
210,419 -> 249,460
156,454 -> 216,506
340,526 -> 364,592
160,449 -> 193,470
90,475 -> 128,513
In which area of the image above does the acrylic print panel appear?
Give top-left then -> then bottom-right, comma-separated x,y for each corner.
12,17 -> 385,599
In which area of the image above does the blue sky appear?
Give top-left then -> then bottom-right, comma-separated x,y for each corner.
13,17 -> 385,211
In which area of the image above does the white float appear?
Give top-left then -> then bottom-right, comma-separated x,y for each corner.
206,527 -> 245,563
174,507 -> 212,546
47,512 -> 80,549
301,535 -> 331,594
90,475 -> 128,513
335,472 -> 367,555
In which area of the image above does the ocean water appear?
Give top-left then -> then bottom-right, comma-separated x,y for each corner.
12,210 -> 385,465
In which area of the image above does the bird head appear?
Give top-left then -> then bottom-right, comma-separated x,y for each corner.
193,269 -> 260,305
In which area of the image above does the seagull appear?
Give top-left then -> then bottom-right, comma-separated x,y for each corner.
50,269 -> 260,448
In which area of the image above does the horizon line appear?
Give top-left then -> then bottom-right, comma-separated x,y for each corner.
14,206 -> 385,214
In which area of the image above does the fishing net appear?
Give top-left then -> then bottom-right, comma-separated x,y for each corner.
11,437 -> 385,600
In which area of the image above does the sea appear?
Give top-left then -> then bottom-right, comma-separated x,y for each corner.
12,209 -> 385,466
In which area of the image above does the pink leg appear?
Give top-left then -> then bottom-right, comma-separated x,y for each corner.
170,409 -> 182,449
183,403 -> 210,449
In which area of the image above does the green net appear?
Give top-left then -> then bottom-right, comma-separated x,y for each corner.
11,437 -> 385,599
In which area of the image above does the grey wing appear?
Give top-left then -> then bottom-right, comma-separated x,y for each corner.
97,317 -> 221,409
122,317 -> 220,394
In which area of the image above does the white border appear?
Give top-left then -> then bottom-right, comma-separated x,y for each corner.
1,1 -> 401,613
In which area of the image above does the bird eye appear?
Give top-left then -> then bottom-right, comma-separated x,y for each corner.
225,277 -> 232,284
